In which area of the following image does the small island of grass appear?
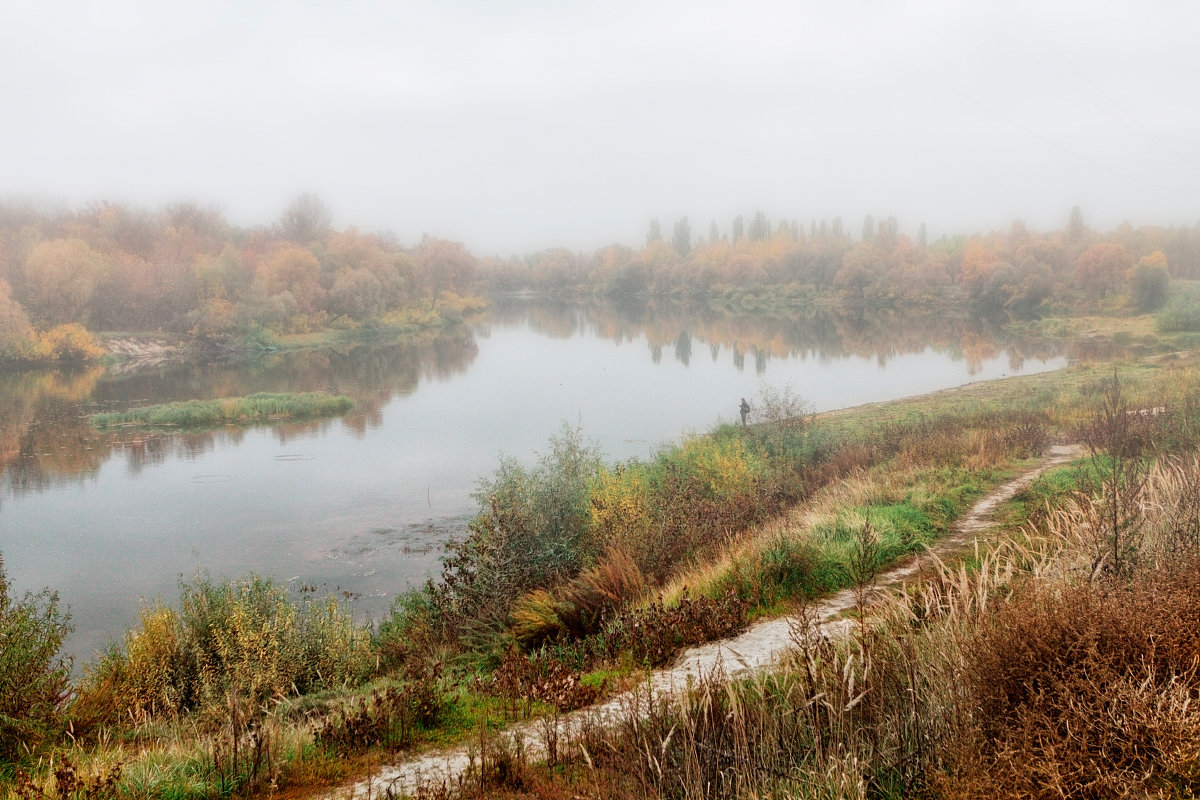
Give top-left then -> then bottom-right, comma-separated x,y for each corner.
89,392 -> 354,429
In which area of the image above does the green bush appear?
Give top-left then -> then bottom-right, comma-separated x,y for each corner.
1155,289 -> 1200,332
438,423 -> 603,626
0,554 -> 72,763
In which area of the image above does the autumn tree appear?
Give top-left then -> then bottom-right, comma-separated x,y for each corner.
0,278 -> 36,360
1128,249 -> 1169,311
672,217 -> 691,258
329,268 -> 385,319
1067,205 -> 1087,243
834,243 -> 884,304
959,237 -> 1001,299
592,244 -> 644,295
861,214 -> 875,243
748,210 -> 770,242
278,193 -> 332,244
323,228 -> 407,313
414,237 -> 477,310
37,323 -> 105,362
193,245 -> 245,302
20,238 -> 109,326
874,216 -> 899,253
1015,238 -> 1069,277
259,246 -> 325,314
87,202 -> 158,261
164,202 -> 228,250
645,218 -> 662,246
1074,242 -> 1131,299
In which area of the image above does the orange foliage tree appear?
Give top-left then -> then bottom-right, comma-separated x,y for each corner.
259,247 -> 325,314
414,237 -> 477,310
1074,242 -> 1132,300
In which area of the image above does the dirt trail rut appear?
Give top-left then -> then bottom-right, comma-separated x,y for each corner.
330,444 -> 1084,798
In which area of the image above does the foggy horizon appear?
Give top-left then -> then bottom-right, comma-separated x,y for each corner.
4,0 -> 1198,256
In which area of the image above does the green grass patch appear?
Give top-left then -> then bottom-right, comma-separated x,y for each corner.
1000,462 -> 1090,528
89,392 -> 353,429
697,466 -> 996,612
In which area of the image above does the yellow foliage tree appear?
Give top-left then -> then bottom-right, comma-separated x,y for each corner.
259,247 -> 324,313
21,238 -> 109,326
0,278 -> 36,360
37,323 -> 106,362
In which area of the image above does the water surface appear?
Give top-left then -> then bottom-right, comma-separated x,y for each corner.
0,302 -> 1069,659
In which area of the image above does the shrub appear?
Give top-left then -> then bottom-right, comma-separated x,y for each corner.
478,647 -> 600,713
748,383 -> 814,464
438,423 -> 603,626
952,561 -> 1200,798
1155,288 -> 1200,332
1129,250 -> 1170,311
669,432 -> 764,501
511,548 -> 648,647
77,574 -> 372,721
36,324 -> 105,363
313,671 -> 445,754
587,465 -> 655,561
598,590 -> 749,668
0,554 -> 72,763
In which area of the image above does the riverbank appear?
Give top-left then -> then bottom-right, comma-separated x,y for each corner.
6,350 -> 1200,799
328,443 -> 1089,798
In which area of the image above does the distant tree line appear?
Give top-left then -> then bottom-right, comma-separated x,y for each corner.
478,207 -> 1190,317
0,194 -> 478,363
2,197 -> 1194,364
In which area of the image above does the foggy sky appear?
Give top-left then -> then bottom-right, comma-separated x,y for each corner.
3,0 -> 1198,255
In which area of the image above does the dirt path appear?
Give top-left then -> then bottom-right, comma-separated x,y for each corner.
330,444 -> 1084,798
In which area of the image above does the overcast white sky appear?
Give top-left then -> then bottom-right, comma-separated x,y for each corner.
2,0 -> 1198,255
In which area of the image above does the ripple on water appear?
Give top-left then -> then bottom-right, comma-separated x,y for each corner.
191,474 -> 231,483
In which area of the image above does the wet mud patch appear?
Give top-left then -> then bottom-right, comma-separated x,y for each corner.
328,514 -> 471,561
310,513 -> 473,623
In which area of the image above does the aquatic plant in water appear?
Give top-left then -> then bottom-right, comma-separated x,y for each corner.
88,392 -> 353,429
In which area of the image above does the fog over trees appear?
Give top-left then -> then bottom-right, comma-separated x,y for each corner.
1,192 -> 1196,365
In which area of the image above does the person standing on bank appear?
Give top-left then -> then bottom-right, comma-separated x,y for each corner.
739,397 -> 751,426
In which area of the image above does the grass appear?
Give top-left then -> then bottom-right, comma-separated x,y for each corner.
659,458 -> 1000,611
88,392 -> 353,429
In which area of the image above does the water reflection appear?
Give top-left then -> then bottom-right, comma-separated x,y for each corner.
0,304 -> 1082,504
0,331 -> 480,502
486,299 -> 1067,375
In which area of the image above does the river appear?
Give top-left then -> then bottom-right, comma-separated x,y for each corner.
0,301 -> 1069,661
